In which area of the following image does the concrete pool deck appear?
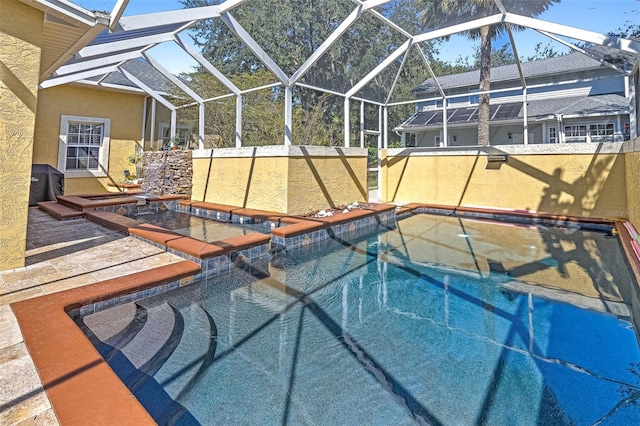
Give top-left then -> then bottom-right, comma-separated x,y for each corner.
0,208 -> 186,425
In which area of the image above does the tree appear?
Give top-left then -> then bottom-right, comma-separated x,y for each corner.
526,41 -> 563,62
416,0 -> 559,145
180,0 -> 445,146
609,20 -> 640,39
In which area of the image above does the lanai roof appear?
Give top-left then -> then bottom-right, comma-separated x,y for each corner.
21,0 -> 640,144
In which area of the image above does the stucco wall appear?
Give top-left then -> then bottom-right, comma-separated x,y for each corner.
192,146 -> 367,214
192,153 -> 289,213
287,154 -> 367,214
382,144 -> 627,218
0,0 -> 42,269
624,139 -> 640,227
33,84 -> 145,194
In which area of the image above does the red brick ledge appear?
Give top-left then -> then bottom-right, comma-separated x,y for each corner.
616,221 -> 640,283
184,200 -> 290,223
85,211 -> 271,260
181,200 -> 397,239
58,194 -> 185,211
107,182 -> 143,191
57,195 -> 139,210
271,203 -> 397,238
37,201 -> 85,220
11,261 -> 201,426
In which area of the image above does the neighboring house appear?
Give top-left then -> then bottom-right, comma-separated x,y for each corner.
396,49 -> 636,147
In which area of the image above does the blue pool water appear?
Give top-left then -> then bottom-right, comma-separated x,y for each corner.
126,209 -> 272,242
78,214 -> 640,425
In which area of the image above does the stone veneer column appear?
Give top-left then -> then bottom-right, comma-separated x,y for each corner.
141,151 -> 193,198
0,0 -> 43,270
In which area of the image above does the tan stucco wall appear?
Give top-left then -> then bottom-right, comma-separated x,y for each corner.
33,84 -> 144,194
287,156 -> 367,214
382,147 -> 627,218
0,0 -> 43,269
625,140 -> 640,227
192,156 -> 290,213
192,146 -> 367,214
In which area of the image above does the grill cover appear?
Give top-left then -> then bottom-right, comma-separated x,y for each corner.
29,164 -> 64,206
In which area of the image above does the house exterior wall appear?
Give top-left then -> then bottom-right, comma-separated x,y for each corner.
381,144 -> 627,218
191,146 -> 367,215
409,64 -> 629,148
418,68 -> 624,111
33,84 -> 145,194
413,124 -> 543,147
0,0 -> 43,270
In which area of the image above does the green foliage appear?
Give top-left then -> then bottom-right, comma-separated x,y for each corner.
526,42 -> 564,62
175,0 -> 562,147
609,21 -> 640,39
127,153 -> 142,164
179,0 -> 442,146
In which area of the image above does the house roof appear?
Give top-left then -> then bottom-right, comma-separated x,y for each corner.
20,0 -> 109,83
526,94 -> 628,117
397,94 -> 628,131
83,59 -> 174,93
413,51 -> 615,94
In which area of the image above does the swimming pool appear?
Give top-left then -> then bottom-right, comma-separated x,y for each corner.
126,209 -> 272,242
77,213 -> 640,425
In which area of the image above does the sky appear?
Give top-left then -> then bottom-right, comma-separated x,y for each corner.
73,0 -> 640,73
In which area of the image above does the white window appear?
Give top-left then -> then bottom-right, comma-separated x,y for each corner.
158,123 -> 192,150
405,133 -> 416,147
58,115 -> 110,178
548,126 -> 558,144
564,125 -> 588,143
589,123 -> 614,142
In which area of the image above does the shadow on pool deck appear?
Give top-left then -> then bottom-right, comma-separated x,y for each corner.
0,207 -> 185,425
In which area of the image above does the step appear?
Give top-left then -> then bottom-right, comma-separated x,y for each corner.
77,302 -> 146,361
142,301 -> 217,424
155,302 -> 215,400
115,300 -> 181,387
37,201 -> 84,220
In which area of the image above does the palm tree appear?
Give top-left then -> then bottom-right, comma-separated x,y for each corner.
417,0 -> 559,146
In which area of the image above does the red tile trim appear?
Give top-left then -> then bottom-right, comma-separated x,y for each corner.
37,201 -> 85,220
11,261 -> 201,425
85,210 -> 140,233
57,195 -> 139,210
616,222 -> 640,284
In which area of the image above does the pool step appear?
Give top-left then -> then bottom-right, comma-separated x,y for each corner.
113,300 -> 181,386
78,303 -> 147,361
145,301 -> 217,424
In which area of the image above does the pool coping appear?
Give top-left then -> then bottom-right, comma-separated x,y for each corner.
394,203 -> 615,228
17,200 -> 640,424
10,261 -> 201,426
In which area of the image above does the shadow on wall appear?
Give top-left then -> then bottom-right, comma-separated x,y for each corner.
384,145 -> 626,219
521,153 -> 624,218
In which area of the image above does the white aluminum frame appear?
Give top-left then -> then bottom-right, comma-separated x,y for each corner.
38,0 -> 640,150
